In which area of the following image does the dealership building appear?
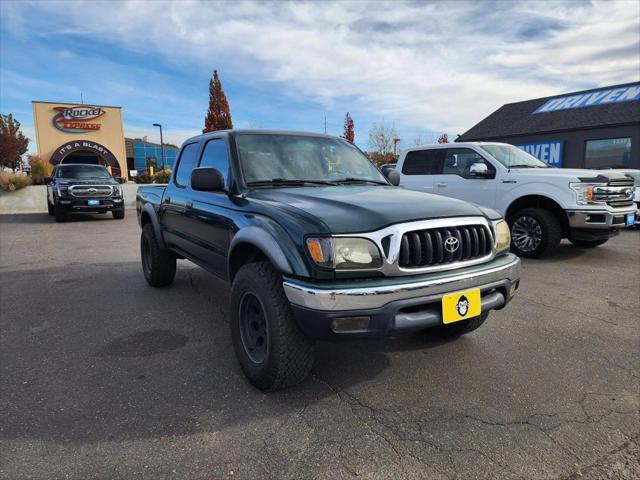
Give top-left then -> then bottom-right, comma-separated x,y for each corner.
457,82 -> 640,169
32,101 -> 178,179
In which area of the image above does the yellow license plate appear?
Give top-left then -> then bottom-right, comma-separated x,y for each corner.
442,289 -> 481,324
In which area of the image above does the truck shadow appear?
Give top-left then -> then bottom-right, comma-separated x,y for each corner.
1,261 -> 397,445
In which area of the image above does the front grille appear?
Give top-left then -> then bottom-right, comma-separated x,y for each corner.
69,185 -> 113,198
398,224 -> 493,268
594,179 -> 635,208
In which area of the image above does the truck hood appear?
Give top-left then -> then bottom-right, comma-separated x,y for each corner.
249,185 -> 487,233
57,179 -> 119,186
509,168 -> 631,183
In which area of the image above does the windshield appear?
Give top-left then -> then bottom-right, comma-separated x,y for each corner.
481,144 -> 550,169
236,134 -> 388,185
56,165 -> 112,179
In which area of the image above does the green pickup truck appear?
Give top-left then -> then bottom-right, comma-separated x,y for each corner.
137,130 -> 520,390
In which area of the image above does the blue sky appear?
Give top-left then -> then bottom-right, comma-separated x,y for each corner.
1,0 -> 639,152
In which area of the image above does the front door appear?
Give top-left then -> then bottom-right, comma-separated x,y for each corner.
438,148 -> 497,208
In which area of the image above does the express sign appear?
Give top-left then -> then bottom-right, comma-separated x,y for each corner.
52,106 -> 105,133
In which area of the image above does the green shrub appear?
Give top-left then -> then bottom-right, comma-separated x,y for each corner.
29,156 -> 53,185
133,173 -> 153,184
152,169 -> 172,184
0,172 -> 32,192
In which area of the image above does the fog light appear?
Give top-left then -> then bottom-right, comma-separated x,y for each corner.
330,316 -> 371,333
509,281 -> 519,297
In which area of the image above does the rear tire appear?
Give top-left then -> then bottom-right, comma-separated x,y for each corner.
140,223 -> 176,287
112,209 -> 125,220
230,261 -> 315,391
569,238 -> 608,248
54,204 -> 66,223
430,312 -> 489,338
509,207 -> 561,258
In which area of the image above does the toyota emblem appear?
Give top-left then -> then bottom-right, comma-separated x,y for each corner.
444,236 -> 459,253
88,188 -> 97,194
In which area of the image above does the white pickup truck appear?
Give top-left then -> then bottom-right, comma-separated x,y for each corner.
391,142 -> 636,257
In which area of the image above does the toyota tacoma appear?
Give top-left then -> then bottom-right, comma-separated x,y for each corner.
136,130 -> 520,390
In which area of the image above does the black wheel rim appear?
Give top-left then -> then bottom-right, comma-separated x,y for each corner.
142,235 -> 152,274
238,292 -> 269,364
511,216 -> 543,253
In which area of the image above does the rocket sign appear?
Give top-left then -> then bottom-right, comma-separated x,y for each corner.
52,106 -> 105,133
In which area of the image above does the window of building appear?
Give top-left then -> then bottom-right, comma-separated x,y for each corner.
174,143 -> 199,187
401,149 -> 447,175
584,138 -> 632,169
199,139 -> 230,185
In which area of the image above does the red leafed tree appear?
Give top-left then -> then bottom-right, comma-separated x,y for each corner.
0,114 -> 29,169
437,133 -> 449,144
342,112 -> 355,143
203,69 -> 233,133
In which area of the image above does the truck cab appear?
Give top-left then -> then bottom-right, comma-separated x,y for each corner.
395,142 -> 636,257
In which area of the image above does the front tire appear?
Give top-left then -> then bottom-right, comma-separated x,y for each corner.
54,204 -> 67,223
569,238 -> 608,248
509,207 -> 561,258
430,312 -> 489,338
230,261 -> 315,391
47,200 -> 55,216
112,209 -> 125,220
140,223 -> 176,287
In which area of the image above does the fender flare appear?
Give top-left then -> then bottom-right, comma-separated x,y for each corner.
140,203 -> 167,249
228,226 -> 293,278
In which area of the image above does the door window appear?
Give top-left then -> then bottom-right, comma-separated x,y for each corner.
174,143 -> 199,187
444,148 -> 494,178
199,139 -> 230,186
401,149 -> 447,175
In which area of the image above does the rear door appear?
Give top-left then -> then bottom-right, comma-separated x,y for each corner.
160,142 -> 201,254
399,148 -> 447,193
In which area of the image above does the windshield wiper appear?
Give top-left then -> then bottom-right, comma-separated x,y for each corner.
334,177 -> 388,185
246,178 -> 337,187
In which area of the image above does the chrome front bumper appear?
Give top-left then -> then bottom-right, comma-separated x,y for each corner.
283,253 -> 520,312
566,206 -> 637,229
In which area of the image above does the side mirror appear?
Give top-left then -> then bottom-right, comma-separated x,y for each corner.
469,163 -> 491,178
44,177 -> 52,185
191,167 -> 226,192
115,177 -> 125,184
387,170 -> 400,186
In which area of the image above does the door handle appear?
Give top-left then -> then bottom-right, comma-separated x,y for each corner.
436,183 -> 447,188
185,201 -> 193,209
163,196 -> 171,204
502,180 -> 517,184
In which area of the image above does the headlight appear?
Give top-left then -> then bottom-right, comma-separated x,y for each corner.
57,185 -> 68,196
569,182 -> 605,205
494,220 -> 511,253
306,237 -> 382,269
112,185 -> 122,197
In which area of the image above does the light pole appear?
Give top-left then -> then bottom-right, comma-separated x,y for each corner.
153,123 -> 165,171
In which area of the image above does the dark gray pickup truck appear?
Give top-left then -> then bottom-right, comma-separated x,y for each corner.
137,130 -> 520,390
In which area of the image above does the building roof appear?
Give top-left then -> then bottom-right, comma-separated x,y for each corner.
458,82 -> 640,141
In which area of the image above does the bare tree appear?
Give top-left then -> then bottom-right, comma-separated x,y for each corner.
367,122 -> 398,156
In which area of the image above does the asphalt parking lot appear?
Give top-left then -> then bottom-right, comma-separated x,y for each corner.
1,213 -> 638,480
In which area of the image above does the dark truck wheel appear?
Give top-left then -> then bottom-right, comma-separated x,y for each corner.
509,207 -> 561,258
54,204 -> 67,223
430,312 -> 489,338
112,209 -> 125,220
569,238 -> 608,248
47,200 -> 54,216
230,261 -> 314,391
140,223 -> 176,287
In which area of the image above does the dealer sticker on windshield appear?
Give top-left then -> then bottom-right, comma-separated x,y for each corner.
442,289 -> 481,324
